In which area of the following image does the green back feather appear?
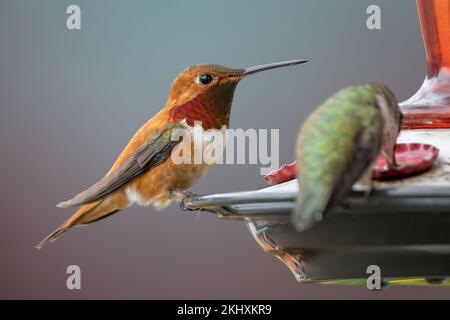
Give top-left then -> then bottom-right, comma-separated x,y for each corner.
294,85 -> 384,230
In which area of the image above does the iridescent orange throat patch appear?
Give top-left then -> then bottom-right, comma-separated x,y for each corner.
167,82 -> 237,130
168,92 -> 216,130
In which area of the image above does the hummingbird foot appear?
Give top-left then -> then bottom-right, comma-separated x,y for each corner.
363,184 -> 374,200
182,190 -> 200,198
355,167 -> 375,199
179,200 -> 191,211
176,190 -> 201,211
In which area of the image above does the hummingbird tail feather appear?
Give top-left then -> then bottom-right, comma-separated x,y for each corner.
36,223 -> 70,250
292,194 -> 327,231
36,201 -> 103,249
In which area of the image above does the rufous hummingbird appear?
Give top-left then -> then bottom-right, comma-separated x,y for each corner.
37,59 -> 308,249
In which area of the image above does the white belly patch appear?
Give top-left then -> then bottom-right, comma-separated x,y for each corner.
126,187 -> 152,206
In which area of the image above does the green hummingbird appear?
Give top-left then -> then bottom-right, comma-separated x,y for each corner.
293,83 -> 402,231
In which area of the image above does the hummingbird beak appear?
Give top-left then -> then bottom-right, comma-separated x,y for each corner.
242,59 -> 308,76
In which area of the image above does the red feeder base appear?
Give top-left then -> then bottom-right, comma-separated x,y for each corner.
264,143 -> 439,186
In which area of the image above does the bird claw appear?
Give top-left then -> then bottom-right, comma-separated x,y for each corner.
182,191 -> 200,198
178,191 -> 200,211
179,199 -> 192,211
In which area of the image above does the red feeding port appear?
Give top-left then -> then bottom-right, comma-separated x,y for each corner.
264,143 -> 439,185
372,143 -> 439,181
264,162 -> 297,185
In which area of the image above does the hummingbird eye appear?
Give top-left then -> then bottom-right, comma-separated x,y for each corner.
197,73 -> 214,85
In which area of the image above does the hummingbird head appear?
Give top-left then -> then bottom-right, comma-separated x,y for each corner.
166,59 -> 308,129
369,82 -> 403,130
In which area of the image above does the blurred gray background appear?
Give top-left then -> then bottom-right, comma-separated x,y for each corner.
0,0 -> 448,299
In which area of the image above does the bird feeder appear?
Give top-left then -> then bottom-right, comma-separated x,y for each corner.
402,0 -> 450,129
183,0 -> 450,286
183,181 -> 450,286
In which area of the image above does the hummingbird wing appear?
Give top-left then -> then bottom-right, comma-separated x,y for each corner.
322,123 -> 382,213
57,123 -> 185,208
